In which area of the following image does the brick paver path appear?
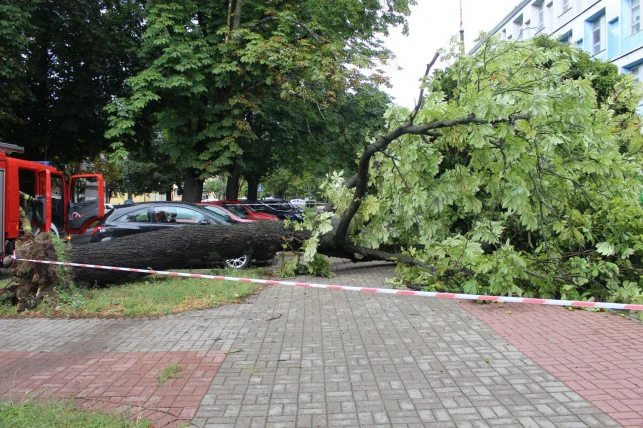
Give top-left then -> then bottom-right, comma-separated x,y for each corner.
0,350 -> 223,427
0,259 -> 639,427
191,260 -> 622,427
462,301 -> 643,428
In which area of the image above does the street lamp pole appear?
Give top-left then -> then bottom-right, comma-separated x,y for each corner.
125,155 -> 132,203
459,0 -> 465,55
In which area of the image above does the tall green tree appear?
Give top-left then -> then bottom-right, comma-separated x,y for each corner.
0,0 -> 39,134
239,83 -> 391,200
106,0 -> 414,201
2,0 -> 145,167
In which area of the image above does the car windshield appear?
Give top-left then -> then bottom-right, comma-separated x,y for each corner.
223,204 -> 248,218
246,204 -> 270,213
202,205 -> 234,223
266,203 -> 291,211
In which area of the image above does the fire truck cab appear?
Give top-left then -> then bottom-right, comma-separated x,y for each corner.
0,142 -> 105,257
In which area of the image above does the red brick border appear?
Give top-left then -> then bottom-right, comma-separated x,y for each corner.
0,350 -> 225,427
461,301 -> 643,428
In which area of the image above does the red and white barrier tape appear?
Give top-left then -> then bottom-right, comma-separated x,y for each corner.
10,255 -> 643,311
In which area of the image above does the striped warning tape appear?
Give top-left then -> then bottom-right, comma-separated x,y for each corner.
10,255 -> 643,311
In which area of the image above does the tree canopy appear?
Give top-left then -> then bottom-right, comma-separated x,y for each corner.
1,0 -> 146,167
311,37 -> 643,305
106,0 -> 414,200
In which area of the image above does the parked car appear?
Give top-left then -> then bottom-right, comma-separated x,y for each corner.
245,201 -> 304,221
89,202 -> 274,269
197,202 -> 259,223
261,197 -> 303,212
289,199 -> 306,209
209,200 -> 279,222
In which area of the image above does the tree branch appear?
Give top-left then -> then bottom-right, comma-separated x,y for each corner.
333,113 -> 529,249
344,244 -> 436,273
250,15 -> 330,45
410,52 -> 440,123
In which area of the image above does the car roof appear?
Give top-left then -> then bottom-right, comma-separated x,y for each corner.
198,203 -> 234,214
101,201 -> 229,224
217,200 -> 245,204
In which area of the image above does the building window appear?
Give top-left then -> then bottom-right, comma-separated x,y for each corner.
630,65 -> 641,81
591,15 -> 605,55
514,15 -> 524,40
559,31 -> 572,45
633,0 -> 641,34
562,0 -> 571,13
532,1 -> 545,31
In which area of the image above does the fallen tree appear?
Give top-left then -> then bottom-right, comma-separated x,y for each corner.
68,222 -> 302,285
5,37 -> 643,308
4,214 -> 414,295
4,222 -> 300,288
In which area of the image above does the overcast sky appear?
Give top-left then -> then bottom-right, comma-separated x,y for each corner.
383,0 -> 520,108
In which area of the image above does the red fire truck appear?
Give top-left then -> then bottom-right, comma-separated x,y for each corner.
0,142 -> 105,257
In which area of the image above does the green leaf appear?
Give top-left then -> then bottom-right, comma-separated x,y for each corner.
596,242 -> 615,256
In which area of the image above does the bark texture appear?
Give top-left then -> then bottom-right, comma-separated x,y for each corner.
70,222 -> 306,285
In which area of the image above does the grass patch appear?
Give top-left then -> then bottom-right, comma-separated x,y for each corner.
0,398 -> 150,427
157,364 -> 182,387
0,266 -> 272,318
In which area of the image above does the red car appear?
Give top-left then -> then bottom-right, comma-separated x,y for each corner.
199,201 -> 278,222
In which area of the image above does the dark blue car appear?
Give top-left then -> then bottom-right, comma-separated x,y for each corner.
89,202 -> 272,269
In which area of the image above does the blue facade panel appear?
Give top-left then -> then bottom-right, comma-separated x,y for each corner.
622,30 -> 643,53
620,0 -> 643,56
608,18 -> 619,59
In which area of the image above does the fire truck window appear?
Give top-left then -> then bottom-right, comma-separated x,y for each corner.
18,170 -> 36,196
73,177 -> 99,203
51,177 -> 63,199
51,175 -> 65,231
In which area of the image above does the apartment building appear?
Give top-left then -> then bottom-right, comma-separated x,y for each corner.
469,0 -> 643,78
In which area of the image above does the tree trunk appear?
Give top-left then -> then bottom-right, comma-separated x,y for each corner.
69,222 -> 306,286
246,174 -> 259,201
226,163 -> 241,200
64,220 -> 401,287
182,168 -> 203,202
8,218 -> 414,306
232,0 -> 243,31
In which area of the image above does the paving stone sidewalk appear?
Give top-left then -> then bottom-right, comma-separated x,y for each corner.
0,259 -> 641,427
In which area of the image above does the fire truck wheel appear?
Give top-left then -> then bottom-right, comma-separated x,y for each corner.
32,223 -> 59,239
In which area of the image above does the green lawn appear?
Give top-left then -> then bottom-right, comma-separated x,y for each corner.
0,267 -> 271,318
0,399 -> 151,427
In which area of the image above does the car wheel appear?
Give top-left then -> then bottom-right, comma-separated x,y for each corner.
225,254 -> 251,269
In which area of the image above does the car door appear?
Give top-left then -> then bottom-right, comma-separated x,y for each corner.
97,206 -> 152,242
148,205 -> 211,233
67,174 -> 105,234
